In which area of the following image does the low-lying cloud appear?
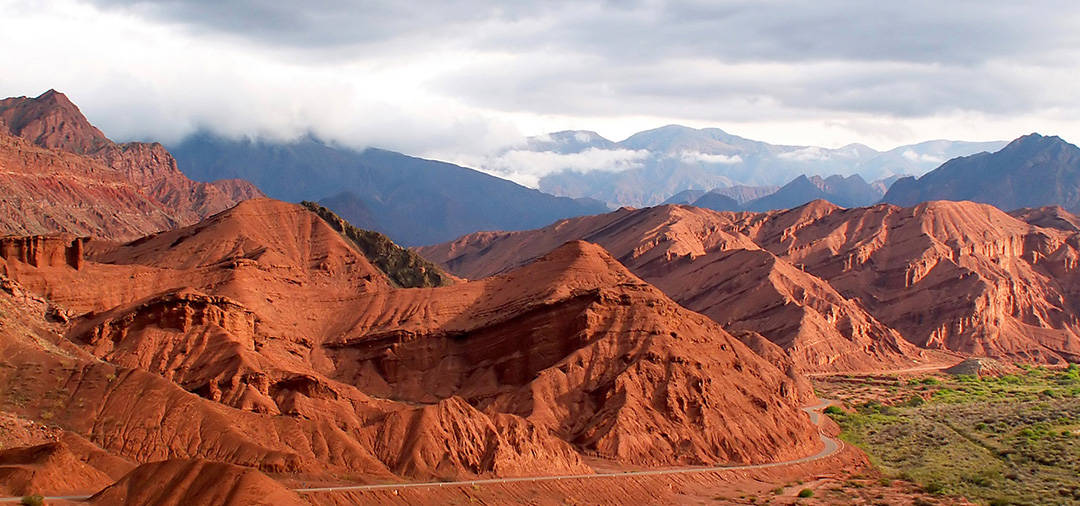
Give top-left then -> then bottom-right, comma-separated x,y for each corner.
1,0 -> 1078,157
469,148 -> 651,188
901,149 -> 946,164
678,151 -> 742,165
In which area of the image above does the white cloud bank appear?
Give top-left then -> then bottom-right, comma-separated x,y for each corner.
901,149 -> 946,164
2,0 -> 1079,162
461,148 -> 651,188
678,151 -> 743,164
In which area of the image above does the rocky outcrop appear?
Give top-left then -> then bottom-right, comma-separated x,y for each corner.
732,200 -> 1080,363
301,200 -> 455,288
88,459 -> 309,506
422,200 -> 1080,366
330,240 -> 821,466
420,205 -> 924,373
0,235 -> 84,269
0,90 -> 263,241
0,199 -> 823,490
0,89 -> 109,154
0,441 -> 115,496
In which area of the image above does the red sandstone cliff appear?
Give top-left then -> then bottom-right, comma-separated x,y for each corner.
0,90 -> 263,240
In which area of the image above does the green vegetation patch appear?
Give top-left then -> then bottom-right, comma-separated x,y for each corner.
301,201 -> 455,288
825,365 -> 1080,505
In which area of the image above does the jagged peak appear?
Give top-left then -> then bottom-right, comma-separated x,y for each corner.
1002,132 -> 1076,153
0,89 -> 109,153
35,89 -> 75,106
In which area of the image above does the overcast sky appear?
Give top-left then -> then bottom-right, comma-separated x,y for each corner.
2,0 -> 1078,162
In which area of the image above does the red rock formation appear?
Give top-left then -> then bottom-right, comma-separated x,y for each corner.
88,459 -> 309,506
732,200 -> 1080,363
0,133 -> 182,240
428,200 -> 1080,364
419,205 -> 925,373
0,90 -> 264,241
0,442 -> 115,496
0,199 -> 822,496
0,89 -> 109,154
0,235 -> 84,270
423,199 -> 1080,365
331,240 -> 819,465
1010,205 -> 1080,232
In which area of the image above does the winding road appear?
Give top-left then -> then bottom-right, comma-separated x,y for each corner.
0,401 -> 842,502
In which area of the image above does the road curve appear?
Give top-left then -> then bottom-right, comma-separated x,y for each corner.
0,401 -> 842,502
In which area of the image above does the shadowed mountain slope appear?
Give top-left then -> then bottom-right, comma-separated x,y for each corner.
883,134 -> 1080,212
169,132 -> 609,246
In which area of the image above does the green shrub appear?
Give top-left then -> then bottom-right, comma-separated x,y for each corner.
904,394 -> 926,407
824,405 -> 844,415
300,201 -> 455,288
924,480 -> 945,494
1065,363 -> 1079,378
20,496 -> 44,506
797,488 -> 814,498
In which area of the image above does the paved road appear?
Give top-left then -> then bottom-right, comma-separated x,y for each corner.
0,401 -> 841,502
808,363 -> 952,378
0,495 -> 92,503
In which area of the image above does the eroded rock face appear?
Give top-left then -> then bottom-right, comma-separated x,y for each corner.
0,235 -> 84,270
0,441 -> 115,496
420,200 -> 1080,366
733,200 -> 1080,363
330,241 -> 819,466
0,89 -> 109,154
0,199 -> 822,491
88,459 -> 309,506
419,204 -> 924,373
0,90 -> 263,241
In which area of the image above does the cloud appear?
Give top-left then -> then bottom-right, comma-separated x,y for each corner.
0,0 -> 524,155
466,147 -> 651,187
777,147 -> 831,162
573,131 -> 597,143
79,0 -> 1080,65
901,149 -> 945,164
678,151 -> 742,164
2,0 -> 1079,158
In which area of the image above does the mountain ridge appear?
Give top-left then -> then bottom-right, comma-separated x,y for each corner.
508,125 -> 1006,207
420,198 -> 1080,368
0,90 -> 263,241
883,133 -> 1080,212
168,131 -> 610,246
